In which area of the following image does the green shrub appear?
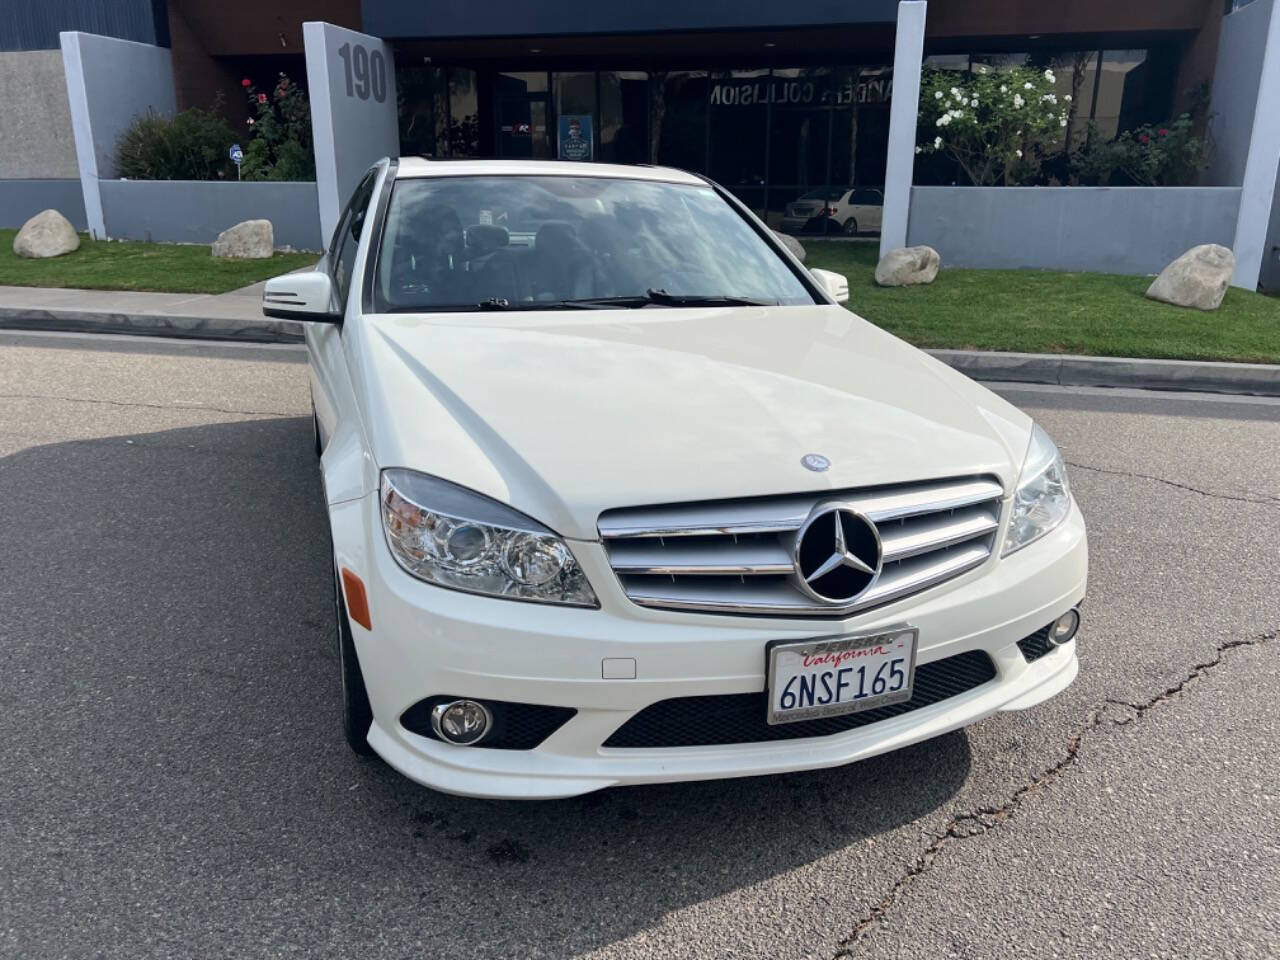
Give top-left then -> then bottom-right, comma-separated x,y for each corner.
1073,114 -> 1211,186
239,73 -> 315,181
916,65 -> 1070,185
117,103 -> 238,181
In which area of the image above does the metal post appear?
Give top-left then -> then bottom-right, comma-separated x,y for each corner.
1231,0 -> 1280,289
880,1 -> 927,257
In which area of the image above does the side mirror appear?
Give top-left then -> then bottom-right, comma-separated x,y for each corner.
810,268 -> 849,304
262,272 -> 341,323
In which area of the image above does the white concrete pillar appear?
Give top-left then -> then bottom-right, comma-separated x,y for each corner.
304,22 -> 400,247
60,31 -> 175,239
880,1 -> 927,257
1232,0 -> 1280,288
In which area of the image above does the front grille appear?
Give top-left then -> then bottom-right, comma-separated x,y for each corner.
603,650 -> 998,748
1017,623 -> 1056,662
400,697 -> 575,750
598,476 -> 1004,617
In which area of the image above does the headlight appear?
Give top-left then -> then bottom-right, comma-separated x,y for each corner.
379,469 -> 598,607
1003,424 -> 1072,556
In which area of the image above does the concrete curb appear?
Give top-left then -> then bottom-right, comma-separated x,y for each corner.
2,307 -> 1277,397
929,349 -> 1280,398
0,306 -> 302,345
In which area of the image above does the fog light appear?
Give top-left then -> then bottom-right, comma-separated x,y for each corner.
430,699 -> 492,745
1049,608 -> 1081,647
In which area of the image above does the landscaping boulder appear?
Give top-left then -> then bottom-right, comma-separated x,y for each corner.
13,209 -> 80,259
1145,244 -> 1234,311
212,219 -> 273,259
773,230 -> 806,263
875,245 -> 940,287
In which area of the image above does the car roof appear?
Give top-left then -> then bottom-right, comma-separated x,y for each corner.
392,157 -> 705,185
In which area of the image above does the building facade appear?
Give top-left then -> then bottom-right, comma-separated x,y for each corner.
2,0 -> 1278,286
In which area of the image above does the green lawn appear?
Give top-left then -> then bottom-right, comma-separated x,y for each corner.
0,230 -> 318,295
804,240 -> 1280,364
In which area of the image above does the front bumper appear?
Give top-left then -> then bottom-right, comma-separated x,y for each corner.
332,494 -> 1087,799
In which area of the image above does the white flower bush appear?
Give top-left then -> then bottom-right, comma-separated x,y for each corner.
916,65 -> 1070,185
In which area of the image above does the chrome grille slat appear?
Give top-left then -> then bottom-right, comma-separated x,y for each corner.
598,475 -> 1005,617
619,545 -> 992,615
607,539 -> 792,576
596,477 -> 1003,538
878,506 -> 1000,562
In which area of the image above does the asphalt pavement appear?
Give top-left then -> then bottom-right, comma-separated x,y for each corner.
0,330 -> 1276,960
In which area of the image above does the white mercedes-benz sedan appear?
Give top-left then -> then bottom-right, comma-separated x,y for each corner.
263,158 -> 1086,799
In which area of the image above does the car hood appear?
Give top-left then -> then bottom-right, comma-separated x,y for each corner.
358,305 -> 1031,541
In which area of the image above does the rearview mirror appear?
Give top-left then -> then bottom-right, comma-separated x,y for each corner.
810,268 -> 849,304
262,272 -> 341,323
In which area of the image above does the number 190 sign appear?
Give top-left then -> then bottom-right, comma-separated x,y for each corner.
337,42 -> 387,103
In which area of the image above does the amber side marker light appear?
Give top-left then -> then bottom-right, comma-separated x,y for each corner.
340,568 -> 373,630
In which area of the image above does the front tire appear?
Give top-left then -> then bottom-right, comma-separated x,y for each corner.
335,566 -> 375,756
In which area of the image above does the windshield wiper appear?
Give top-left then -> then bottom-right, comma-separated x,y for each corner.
383,291 -> 778,313
644,289 -> 777,307
552,290 -> 779,309
385,298 -> 565,313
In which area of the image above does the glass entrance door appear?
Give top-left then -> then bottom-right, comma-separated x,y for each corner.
496,72 -> 551,159
497,98 -> 551,158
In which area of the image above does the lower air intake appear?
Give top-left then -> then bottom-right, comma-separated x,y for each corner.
1016,623 -> 1057,662
603,649 -> 997,748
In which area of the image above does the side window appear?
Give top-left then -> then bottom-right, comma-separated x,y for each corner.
330,170 -> 380,306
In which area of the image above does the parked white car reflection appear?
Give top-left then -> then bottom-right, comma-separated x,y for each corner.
780,187 -> 884,235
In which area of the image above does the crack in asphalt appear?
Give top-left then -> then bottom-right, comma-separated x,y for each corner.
0,391 -> 296,418
1066,460 -> 1280,507
831,628 -> 1278,957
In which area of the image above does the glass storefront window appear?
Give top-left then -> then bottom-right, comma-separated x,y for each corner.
709,69 -> 770,211
498,71 -> 548,95
1092,51 -> 1145,140
1095,49 -> 1176,140
768,67 -> 831,233
970,52 -> 1030,71
448,68 -> 480,157
922,54 -> 969,73
769,68 -> 832,190
1051,52 -> 1099,152
600,71 -> 648,165
396,65 -> 447,157
651,71 -> 707,170
769,64 -> 892,236
497,71 -> 550,160
554,72 -> 595,115
553,72 -> 598,160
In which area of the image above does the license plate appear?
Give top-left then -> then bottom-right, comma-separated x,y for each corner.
766,627 -> 918,725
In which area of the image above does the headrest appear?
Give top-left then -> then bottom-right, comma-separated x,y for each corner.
464,223 -> 510,256
534,221 -> 579,250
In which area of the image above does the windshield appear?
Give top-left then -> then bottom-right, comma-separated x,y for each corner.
372,175 -> 817,312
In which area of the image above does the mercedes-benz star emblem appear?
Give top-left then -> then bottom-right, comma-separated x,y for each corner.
793,504 -> 883,604
800,453 -> 830,472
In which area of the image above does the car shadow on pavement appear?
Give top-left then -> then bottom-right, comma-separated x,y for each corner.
0,415 -> 972,958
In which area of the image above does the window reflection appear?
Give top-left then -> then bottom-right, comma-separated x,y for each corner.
600,71 -> 648,165
396,65 -> 447,158
709,69 -> 769,196
651,71 -> 707,170
553,72 -> 595,115
448,69 -> 480,158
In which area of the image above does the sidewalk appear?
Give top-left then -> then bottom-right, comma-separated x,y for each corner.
0,281 -> 302,343
2,283 -> 1278,396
